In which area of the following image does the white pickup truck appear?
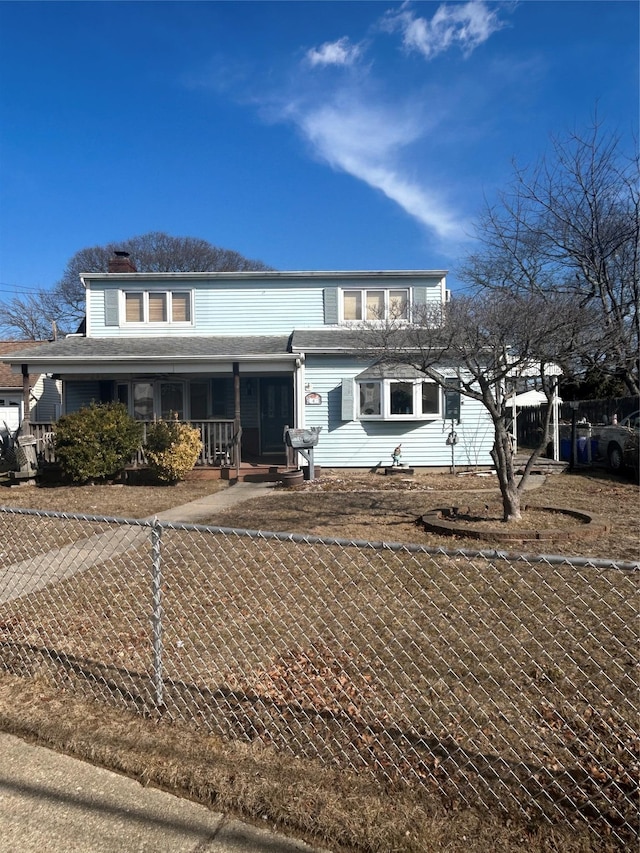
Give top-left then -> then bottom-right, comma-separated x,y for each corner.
596,411 -> 640,473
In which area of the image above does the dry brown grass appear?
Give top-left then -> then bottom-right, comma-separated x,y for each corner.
0,673 -> 618,853
205,469 -> 639,563
0,466 -> 637,852
0,476 -> 225,517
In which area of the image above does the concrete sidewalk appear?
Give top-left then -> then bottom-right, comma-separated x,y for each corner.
0,732 -> 330,853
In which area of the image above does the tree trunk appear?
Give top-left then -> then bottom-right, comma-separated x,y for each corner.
490,420 -> 522,521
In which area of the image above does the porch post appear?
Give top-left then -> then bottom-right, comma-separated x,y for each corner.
21,365 -> 31,435
233,361 -> 241,478
552,377 -> 560,461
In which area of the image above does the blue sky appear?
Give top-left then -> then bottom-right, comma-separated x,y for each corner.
0,1 -> 637,301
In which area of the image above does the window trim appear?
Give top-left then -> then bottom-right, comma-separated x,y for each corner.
357,378 -> 441,420
341,288 -> 410,323
121,289 -> 193,326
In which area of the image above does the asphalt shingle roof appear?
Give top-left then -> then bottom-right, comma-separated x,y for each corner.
2,335 -> 295,362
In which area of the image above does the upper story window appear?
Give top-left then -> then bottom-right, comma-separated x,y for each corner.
342,288 -> 409,323
124,291 -> 192,324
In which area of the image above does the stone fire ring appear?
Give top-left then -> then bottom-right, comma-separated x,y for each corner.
419,505 -> 610,542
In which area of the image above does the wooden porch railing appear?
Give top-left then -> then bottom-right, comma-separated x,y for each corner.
28,420 -> 239,469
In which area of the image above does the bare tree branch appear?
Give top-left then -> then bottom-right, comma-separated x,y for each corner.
461,117 -> 639,396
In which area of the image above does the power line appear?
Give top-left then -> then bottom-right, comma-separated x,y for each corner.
0,281 -> 54,297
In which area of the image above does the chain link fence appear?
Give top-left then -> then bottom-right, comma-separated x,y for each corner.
0,506 -> 637,845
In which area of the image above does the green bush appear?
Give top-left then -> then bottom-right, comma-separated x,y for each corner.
145,419 -> 202,483
54,402 -> 143,484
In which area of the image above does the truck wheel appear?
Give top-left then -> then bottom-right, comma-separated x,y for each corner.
608,443 -> 624,472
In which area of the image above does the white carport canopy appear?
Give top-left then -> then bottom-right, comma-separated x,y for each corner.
509,387 -> 563,459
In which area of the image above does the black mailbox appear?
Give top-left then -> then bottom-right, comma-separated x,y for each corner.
285,427 -> 321,449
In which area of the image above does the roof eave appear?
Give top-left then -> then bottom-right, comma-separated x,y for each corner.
6,352 -> 304,370
81,269 -> 448,284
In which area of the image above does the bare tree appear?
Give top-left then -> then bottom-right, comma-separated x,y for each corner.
368,291 -> 581,521
1,232 -> 273,339
463,118 -> 639,396
0,289 -> 64,340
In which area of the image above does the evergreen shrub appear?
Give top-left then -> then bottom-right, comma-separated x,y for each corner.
145,418 -> 202,483
54,402 -> 143,484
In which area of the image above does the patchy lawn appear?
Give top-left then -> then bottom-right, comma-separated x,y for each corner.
0,476 -> 226,517
0,466 -> 637,852
1,467 -> 637,562
203,469 -> 639,563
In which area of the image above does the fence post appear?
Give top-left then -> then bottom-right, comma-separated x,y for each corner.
151,518 -> 164,708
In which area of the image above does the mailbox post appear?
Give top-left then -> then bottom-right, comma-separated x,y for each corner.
444,379 -> 461,476
284,427 -> 322,479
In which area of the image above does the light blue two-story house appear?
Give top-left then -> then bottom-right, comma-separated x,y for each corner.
4,253 -> 494,471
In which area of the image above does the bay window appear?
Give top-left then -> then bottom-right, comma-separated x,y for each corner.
357,379 -> 441,419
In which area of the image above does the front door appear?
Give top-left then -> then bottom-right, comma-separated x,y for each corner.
259,377 -> 293,454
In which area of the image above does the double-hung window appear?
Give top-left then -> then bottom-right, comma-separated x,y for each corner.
124,291 -> 192,325
342,288 -> 409,322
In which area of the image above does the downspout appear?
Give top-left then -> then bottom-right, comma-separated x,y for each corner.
294,355 -> 305,428
552,377 -> 560,461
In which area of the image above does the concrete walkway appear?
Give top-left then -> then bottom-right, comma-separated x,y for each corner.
0,482 -> 275,605
0,732 -> 329,853
152,481 -> 276,524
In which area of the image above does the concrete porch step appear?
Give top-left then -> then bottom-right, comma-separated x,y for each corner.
513,454 -> 569,475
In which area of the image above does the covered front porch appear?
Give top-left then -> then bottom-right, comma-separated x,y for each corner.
66,370 -> 299,472
5,334 -> 306,479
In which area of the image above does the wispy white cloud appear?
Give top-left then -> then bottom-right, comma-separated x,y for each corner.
384,1 -> 505,60
291,98 -> 465,240
305,36 -> 362,68
200,2 -> 508,242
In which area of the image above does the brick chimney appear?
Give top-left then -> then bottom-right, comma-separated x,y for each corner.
108,250 -> 137,273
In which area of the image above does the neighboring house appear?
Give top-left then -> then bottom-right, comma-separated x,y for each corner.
2,254 -> 494,469
0,341 -> 61,434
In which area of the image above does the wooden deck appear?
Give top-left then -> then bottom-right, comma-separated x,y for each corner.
187,461 -> 292,483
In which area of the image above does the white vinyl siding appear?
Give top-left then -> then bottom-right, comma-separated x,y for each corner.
193,284 -> 325,334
